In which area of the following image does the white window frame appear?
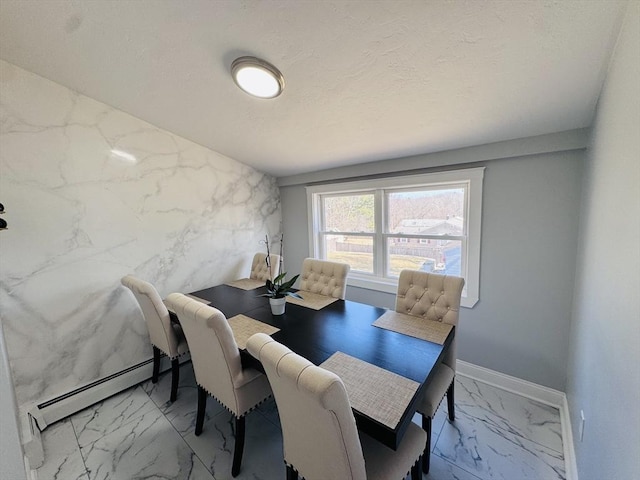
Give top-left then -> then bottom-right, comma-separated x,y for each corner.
307,167 -> 484,308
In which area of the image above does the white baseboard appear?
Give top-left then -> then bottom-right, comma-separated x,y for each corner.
457,360 -> 577,480
560,394 -> 578,480
457,360 -> 565,407
20,410 -> 43,469
24,451 -> 39,480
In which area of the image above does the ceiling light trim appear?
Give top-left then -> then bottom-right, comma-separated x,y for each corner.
231,56 -> 284,99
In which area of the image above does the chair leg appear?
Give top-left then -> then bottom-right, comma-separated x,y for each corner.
411,455 -> 422,480
286,465 -> 298,480
195,386 -> 207,436
231,415 -> 246,477
170,358 -> 180,402
152,346 -> 161,383
447,381 -> 455,422
422,414 -> 432,474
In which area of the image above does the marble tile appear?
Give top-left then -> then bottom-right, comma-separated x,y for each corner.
36,419 -> 89,480
141,364 -> 226,436
434,410 -> 565,480
70,385 -> 159,448
455,375 -> 563,453
412,402 -> 449,451
141,363 -> 195,406
183,409 -> 285,480
425,454 -> 484,480
80,405 -> 213,480
256,396 -> 281,428
33,374 -> 569,480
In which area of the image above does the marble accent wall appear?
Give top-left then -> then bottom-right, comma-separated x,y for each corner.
0,60 -> 281,407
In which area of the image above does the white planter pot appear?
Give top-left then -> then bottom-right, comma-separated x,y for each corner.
269,297 -> 286,315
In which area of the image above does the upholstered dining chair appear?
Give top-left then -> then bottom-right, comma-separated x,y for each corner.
165,293 -> 272,477
247,333 -> 426,480
299,258 -> 350,300
395,269 -> 465,474
121,275 -> 188,403
250,252 -> 281,282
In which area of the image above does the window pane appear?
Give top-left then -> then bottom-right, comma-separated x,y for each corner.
323,234 -> 373,273
323,194 -> 374,233
387,188 -> 465,235
387,238 -> 462,277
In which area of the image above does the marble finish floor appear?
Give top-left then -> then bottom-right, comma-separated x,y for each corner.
35,364 -> 565,480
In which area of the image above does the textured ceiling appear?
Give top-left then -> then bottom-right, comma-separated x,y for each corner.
0,0 -> 628,177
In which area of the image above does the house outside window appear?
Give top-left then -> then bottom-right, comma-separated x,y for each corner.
307,167 -> 484,307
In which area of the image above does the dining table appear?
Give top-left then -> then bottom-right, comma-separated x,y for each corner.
182,282 -> 455,451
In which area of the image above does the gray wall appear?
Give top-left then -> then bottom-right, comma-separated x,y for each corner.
567,2 -> 640,479
280,142 -> 583,391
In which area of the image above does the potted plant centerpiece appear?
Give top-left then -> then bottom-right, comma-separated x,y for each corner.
260,233 -> 301,315
262,272 -> 301,315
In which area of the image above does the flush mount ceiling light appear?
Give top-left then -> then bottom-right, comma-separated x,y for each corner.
231,56 -> 284,99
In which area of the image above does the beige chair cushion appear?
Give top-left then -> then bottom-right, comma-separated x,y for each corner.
166,293 -> 271,417
395,270 -> 464,325
121,275 -> 188,359
247,333 -> 426,480
250,252 -> 281,282
299,258 -> 350,300
396,270 -> 464,368
417,363 -> 455,418
360,426 -> 427,480
395,270 -> 464,421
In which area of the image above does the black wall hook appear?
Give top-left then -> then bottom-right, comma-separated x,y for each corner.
0,202 -> 6,230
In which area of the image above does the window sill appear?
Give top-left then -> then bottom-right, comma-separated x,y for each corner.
346,275 -> 478,309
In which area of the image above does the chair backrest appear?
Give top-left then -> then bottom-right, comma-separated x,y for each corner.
395,270 -> 464,368
121,275 -> 178,357
250,252 -> 281,282
246,333 -> 366,480
165,293 -> 242,413
299,258 -> 350,299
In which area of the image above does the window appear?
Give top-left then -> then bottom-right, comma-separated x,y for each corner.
307,168 -> 484,307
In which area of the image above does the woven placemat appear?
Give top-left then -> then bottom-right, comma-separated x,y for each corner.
227,314 -> 280,349
320,352 -> 419,429
285,291 -> 339,310
225,278 -> 265,290
373,310 -> 452,345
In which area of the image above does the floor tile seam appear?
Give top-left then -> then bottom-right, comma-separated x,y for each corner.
140,373 -> 178,409
153,387 -> 235,440
156,392 -> 217,479
454,400 -> 561,426
73,383 -> 160,421
431,452 -> 485,480
78,411 -> 213,480
140,364 -> 199,408
454,378 -> 562,428
430,416 -> 447,452
453,407 -> 565,456
255,407 -> 282,429
142,375 -> 203,420
71,396 -> 165,450
181,430 -> 224,479
458,375 -> 562,413
69,416 -> 92,479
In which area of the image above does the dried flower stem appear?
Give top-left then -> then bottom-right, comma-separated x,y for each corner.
261,234 -> 272,281
279,233 -> 284,274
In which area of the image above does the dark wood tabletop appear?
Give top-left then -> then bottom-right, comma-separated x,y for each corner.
188,283 -> 454,450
